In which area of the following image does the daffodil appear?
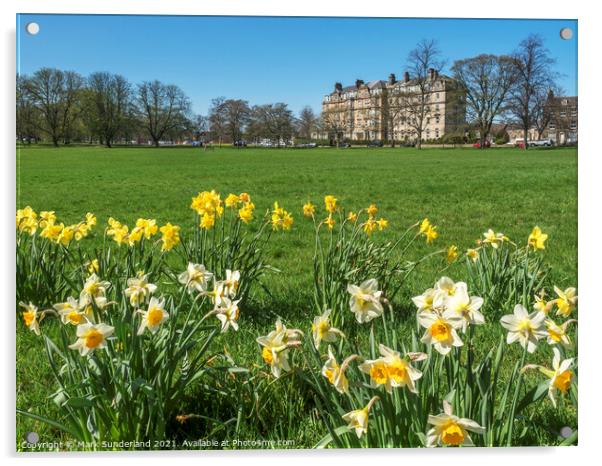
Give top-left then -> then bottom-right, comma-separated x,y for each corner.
342,396 -> 379,439
205,281 -> 227,307
303,201 -> 315,217
533,290 -> 554,315
412,288 -> 445,314
191,190 -> 223,217
545,318 -> 577,347
363,217 -> 377,235
40,222 -> 63,242
424,225 -> 438,244
347,211 -> 357,222
445,283 -> 485,332
87,259 -> 100,275
321,346 -> 357,394
377,218 -> 388,231
39,210 -> 56,228
435,276 -> 460,298
311,309 -> 344,348
272,202 -> 294,231
57,225 -> 75,246
19,301 -> 41,335
359,344 -> 426,394
124,273 -> 157,306
482,228 -> 508,249
446,245 -> 459,264
419,218 -> 431,234
215,298 -> 240,333
324,215 -> 336,230
159,223 -> 180,251
222,269 -> 240,298
16,206 -> 38,235
522,348 -> 575,407
136,297 -> 169,335
54,297 -> 91,325
500,304 -> 546,353
553,286 -> 577,318
418,309 -> 464,355
85,212 -> 97,228
367,204 -> 378,216
225,193 -> 240,208
239,192 -> 251,203
426,400 -> 485,447
135,218 -> 158,239
256,318 -> 302,378
178,263 -> 213,294
347,279 -> 384,323
68,322 -> 114,356
324,195 -> 337,214
79,273 -> 110,309
200,213 -> 216,230
238,203 -> 254,223
528,226 -> 548,250
466,248 -> 479,262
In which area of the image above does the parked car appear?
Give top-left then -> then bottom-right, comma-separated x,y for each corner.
191,141 -> 203,147
526,138 -> 554,147
473,140 -> 491,148
338,142 -> 351,148
233,140 -> 247,147
368,140 -> 384,147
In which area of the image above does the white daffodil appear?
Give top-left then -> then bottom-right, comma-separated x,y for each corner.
411,288 -> 446,314
445,283 -> 485,332
256,318 -> 302,378
426,400 -> 485,447
136,297 -> 169,335
178,263 -> 213,294
522,348 -> 575,408
124,273 -> 157,307
342,396 -> 380,439
68,322 -> 114,356
545,318 -> 577,347
482,229 -> 508,249
311,309 -> 344,348
222,269 -> 241,298
215,297 -> 240,333
19,301 -> 41,336
418,309 -> 464,355
500,304 -> 546,353
54,297 -> 91,325
205,281 -> 227,307
359,344 -> 426,394
347,279 -> 384,324
321,346 -> 357,394
79,273 -> 110,309
553,286 -> 578,318
435,277 -> 462,297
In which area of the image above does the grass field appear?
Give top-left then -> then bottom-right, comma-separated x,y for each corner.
16,144 -> 578,449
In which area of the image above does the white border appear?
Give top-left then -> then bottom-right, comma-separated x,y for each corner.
2,1 -> 599,465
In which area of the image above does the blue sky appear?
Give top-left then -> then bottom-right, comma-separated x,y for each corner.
17,15 -> 577,115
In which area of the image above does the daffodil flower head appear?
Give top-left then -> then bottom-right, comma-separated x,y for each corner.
159,223 -> 180,251
215,298 -> 240,333
466,248 -> 479,262
54,297 -> 91,326
324,195 -> 337,214
178,262 -> 213,294
124,273 -> 157,307
528,226 -> 548,250
545,318 -> 577,347
426,400 -> 485,447
303,201 -> 315,217
553,286 -> 577,318
311,309 -> 344,348
347,279 -> 384,324
68,322 -> 114,356
500,304 -> 546,353
418,310 -> 464,355
445,282 -> 485,333
19,301 -> 41,335
321,346 -> 357,394
136,297 -> 169,335
341,396 -> 379,439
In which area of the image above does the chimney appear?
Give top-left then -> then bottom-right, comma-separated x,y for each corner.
355,79 -> 364,89
404,71 -> 410,83
335,82 -> 342,92
388,73 -> 396,85
429,68 -> 436,80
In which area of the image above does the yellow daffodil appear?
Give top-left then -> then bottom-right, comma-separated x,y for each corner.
87,259 -> 100,275
342,396 -> 379,439
528,226 -> 548,250
324,215 -> 336,230
427,401 -> 485,447
363,217 -> 377,235
311,309 -> 344,348
418,309 -> 464,355
500,304 -> 546,353
124,273 -> 157,307
225,193 -> 240,208
200,213 -> 216,230
533,290 -> 554,315
57,225 -> 75,246
522,348 -> 575,407
40,222 -> 63,242
135,218 -> 158,239
39,211 -> 56,229
324,195 -> 337,214
19,301 -> 41,335
545,318 -> 577,347
159,223 -> 180,251
191,190 -> 223,218
178,262 -> 213,294
16,206 -> 38,235
238,203 -> 254,223
466,248 -> 479,262
347,279 -> 384,324
215,297 -> 240,333
271,202 -> 294,231
367,204 -> 378,216
85,212 -> 97,227
446,245 -> 459,264
322,346 -> 357,394
424,225 -> 438,244
482,228 -> 508,249
303,201 -> 315,217
239,192 -> 251,203
553,286 -> 577,317
420,218 -> 431,234
347,211 -> 357,222
69,322 -> 114,356
136,297 -> 169,335
377,218 -> 388,231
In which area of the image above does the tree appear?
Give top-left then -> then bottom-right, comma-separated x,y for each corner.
451,54 -> 516,149
320,107 -> 347,147
509,35 -> 557,149
247,103 -> 294,145
136,80 -> 191,147
85,72 -> 132,148
25,68 -> 84,146
16,74 -> 40,144
224,99 -> 250,144
297,106 -> 318,141
396,39 -> 445,149
208,97 -> 227,147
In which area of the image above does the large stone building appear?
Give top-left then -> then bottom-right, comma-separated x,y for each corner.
320,69 -> 466,144
545,92 -> 578,145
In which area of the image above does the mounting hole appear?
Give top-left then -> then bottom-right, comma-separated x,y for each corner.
560,28 -> 573,40
26,22 -> 40,36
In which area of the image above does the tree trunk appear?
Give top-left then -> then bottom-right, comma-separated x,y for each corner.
523,127 -> 529,150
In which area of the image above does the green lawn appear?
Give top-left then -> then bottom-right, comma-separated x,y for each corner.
15,144 -> 578,449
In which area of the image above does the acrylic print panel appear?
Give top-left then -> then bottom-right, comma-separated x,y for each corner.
15,14 -> 577,451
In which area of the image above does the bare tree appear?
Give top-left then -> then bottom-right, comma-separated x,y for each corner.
25,68 -> 84,146
321,107 -> 347,147
397,39 -> 445,149
86,72 -> 132,147
509,35 -> 557,149
247,103 -> 294,145
16,74 -> 40,144
452,54 -> 516,149
224,99 -> 250,144
136,80 -> 191,147
532,86 -> 563,140
208,97 -> 227,147
297,106 -> 317,141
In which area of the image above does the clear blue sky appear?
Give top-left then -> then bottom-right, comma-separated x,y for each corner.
16,15 -> 577,115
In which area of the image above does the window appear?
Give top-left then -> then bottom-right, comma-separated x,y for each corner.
549,121 -> 556,130
436,117 -> 440,124
570,121 -> 577,130
560,111 -> 566,118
